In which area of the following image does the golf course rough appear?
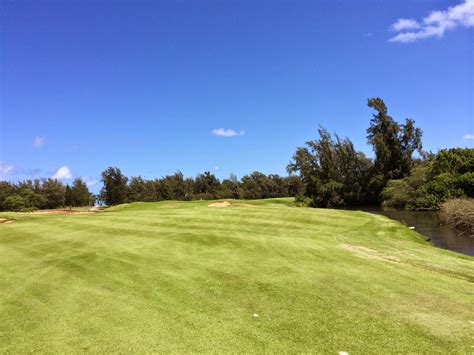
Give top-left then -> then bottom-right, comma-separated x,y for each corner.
0,198 -> 472,353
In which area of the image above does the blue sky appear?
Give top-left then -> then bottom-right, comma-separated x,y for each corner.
1,0 -> 473,191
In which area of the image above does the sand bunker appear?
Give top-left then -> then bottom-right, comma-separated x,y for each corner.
208,201 -> 231,208
0,218 -> 15,224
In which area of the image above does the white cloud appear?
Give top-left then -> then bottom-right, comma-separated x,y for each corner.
463,133 -> 474,140
33,136 -> 47,148
389,0 -> 474,43
391,18 -> 421,31
211,128 -> 245,137
0,163 -> 16,178
212,166 -> 220,171
52,166 -> 72,179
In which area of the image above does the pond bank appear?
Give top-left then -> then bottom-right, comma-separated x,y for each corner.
349,206 -> 474,256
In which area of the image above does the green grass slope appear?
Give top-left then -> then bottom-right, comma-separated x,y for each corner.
0,199 -> 473,353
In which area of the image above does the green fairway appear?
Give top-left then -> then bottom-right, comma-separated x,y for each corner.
0,199 -> 473,353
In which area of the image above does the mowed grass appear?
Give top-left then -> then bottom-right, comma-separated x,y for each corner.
0,199 -> 473,353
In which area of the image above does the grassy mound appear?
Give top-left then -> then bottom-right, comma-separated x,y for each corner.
0,199 -> 472,352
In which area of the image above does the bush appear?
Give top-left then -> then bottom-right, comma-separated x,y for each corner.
295,194 -> 312,207
439,198 -> 474,237
380,179 -> 411,208
456,172 -> 474,196
316,181 -> 345,207
407,173 -> 466,210
429,148 -> 474,176
4,195 -> 27,212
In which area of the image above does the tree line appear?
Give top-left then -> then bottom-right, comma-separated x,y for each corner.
0,170 -> 302,211
100,169 -> 303,206
0,178 -> 94,212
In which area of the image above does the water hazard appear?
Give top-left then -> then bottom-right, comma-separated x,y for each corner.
351,206 -> 474,257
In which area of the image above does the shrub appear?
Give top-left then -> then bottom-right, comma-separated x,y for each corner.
316,181 -> 345,207
429,148 -> 474,176
439,198 -> 474,237
380,179 -> 412,208
456,172 -> 474,196
4,195 -> 27,212
407,173 -> 466,210
295,194 -> 312,207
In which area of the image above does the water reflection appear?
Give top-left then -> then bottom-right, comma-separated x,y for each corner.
350,206 -> 474,257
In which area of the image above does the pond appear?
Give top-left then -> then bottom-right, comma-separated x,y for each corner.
350,206 -> 474,257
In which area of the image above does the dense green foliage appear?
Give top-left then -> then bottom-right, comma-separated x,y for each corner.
287,127 -> 373,207
366,98 -> 423,190
1,200 -> 472,352
0,178 -> 93,212
99,168 -> 301,205
381,148 -> 474,210
288,98 -> 424,207
100,167 -> 129,205
64,178 -> 93,208
430,148 -> 474,175
0,170 -> 300,210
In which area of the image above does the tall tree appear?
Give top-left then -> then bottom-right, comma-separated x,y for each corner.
65,185 -> 73,208
288,127 -> 373,207
128,176 -> 147,202
219,174 -> 241,199
0,181 -> 14,211
71,178 -> 90,206
366,98 -> 422,189
41,178 -> 66,209
241,172 -> 272,199
100,167 -> 129,206
194,172 -> 220,198
158,172 -> 190,200
285,175 -> 303,197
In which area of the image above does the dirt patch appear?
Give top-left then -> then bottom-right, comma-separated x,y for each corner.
0,218 -> 15,224
33,210 -> 83,215
341,243 -> 400,263
88,206 -> 103,213
208,201 -> 231,208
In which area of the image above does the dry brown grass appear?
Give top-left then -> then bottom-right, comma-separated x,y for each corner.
208,201 -> 231,207
439,198 -> 474,237
0,218 -> 15,224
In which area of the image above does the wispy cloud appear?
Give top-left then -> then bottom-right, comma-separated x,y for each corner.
24,168 -> 42,177
389,0 -> 474,43
33,136 -> 47,148
0,163 -> 42,179
211,128 -> 245,137
0,162 -> 16,179
83,176 -> 99,187
463,133 -> 474,140
52,166 -> 72,179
